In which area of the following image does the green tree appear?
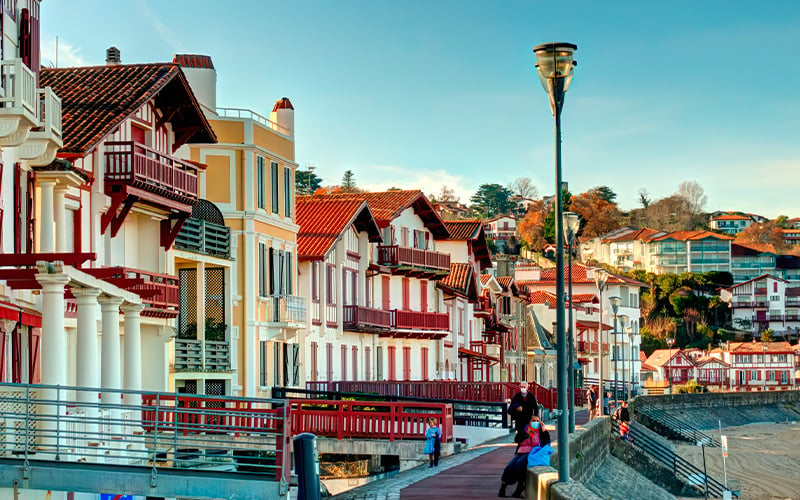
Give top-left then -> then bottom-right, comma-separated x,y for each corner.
588,185 -> 617,204
470,183 -> 514,217
543,188 -> 572,243
341,170 -> 358,192
296,169 -> 322,195
761,328 -> 774,342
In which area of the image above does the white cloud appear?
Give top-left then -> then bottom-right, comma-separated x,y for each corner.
41,37 -> 86,68
358,165 -> 475,203
136,0 -> 184,53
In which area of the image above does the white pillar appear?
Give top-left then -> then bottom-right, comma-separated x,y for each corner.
122,303 -> 144,397
39,180 -> 57,253
74,287 -> 101,443
54,185 -> 68,252
36,272 -> 70,450
100,296 -> 124,437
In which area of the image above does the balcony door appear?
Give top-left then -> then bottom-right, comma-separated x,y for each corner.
420,281 -> 428,312
382,277 -> 391,310
131,125 -> 146,145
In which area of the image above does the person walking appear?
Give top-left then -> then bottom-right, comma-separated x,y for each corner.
603,391 -> 611,416
613,401 -> 631,440
586,384 -> 598,420
507,381 -> 538,443
424,417 -> 442,467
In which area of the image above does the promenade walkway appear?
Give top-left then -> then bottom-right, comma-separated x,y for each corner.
331,409 -> 591,500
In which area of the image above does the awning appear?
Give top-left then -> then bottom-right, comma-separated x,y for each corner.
0,301 -> 42,328
458,347 -> 499,363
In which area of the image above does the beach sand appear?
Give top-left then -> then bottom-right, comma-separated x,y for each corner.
675,421 -> 800,500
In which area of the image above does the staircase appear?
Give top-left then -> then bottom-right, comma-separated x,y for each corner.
635,402 -> 720,447
613,420 -> 735,499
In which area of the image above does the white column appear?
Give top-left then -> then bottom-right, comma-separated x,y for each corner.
197,262 -> 206,372
100,296 -> 124,437
74,287 -> 101,443
39,180 -> 57,253
36,273 -> 70,450
54,185 -> 68,252
122,303 -> 144,397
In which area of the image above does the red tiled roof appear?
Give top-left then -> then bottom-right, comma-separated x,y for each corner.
309,191 -> 449,239
570,293 -> 598,304
172,54 -> 214,69
537,263 -> 642,286
650,230 -> 734,242
731,242 -> 778,256
273,97 -> 294,111
529,290 -> 556,305
696,356 -> 729,367
439,263 -> 473,295
727,341 -> 794,353
575,320 -> 613,331
602,227 -> 661,243
497,276 -> 513,292
443,220 -> 482,240
296,198 -> 380,260
644,349 -> 691,368
40,63 -> 216,155
480,274 -> 493,285
712,214 -> 750,221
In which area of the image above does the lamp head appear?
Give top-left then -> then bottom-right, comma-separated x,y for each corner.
533,42 -> 577,114
593,268 -> 609,291
667,337 -> 675,347
609,296 -> 621,314
618,314 -> 629,327
562,211 -> 581,243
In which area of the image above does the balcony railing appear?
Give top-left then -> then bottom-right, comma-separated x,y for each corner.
175,217 -> 231,258
0,59 -> 37,117
377,245 -> 450,273
577,341 -> 610,353
216,107 -> 291,136
395,310 -> 449,330
264,295 -> 306,326
733,301 -> 755,308
105,141 -> 199,206
343,305 -> 392,331
174,339 -> 231,372
83,267 -> 179,318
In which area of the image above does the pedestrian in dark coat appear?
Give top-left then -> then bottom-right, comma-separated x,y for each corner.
507,381 -> 539,442
586,385 -> 598,420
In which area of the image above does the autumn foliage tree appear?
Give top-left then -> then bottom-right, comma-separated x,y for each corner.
517,199 -> 548,250
735,221 -> 788,253
570,190 -> 625,238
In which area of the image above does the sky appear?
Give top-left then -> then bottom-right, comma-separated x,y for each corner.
41,1 -> 800,218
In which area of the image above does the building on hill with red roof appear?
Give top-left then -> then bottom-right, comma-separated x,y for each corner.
709,212 -> 759,235
720,274 -> 800,339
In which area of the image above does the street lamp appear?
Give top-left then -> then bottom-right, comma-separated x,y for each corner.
618,315 -> 629,400
563,211 -> 580,433
762,344 -> 767,392
609,297 -> 621,405
534,41 -> 577,484
626,325 -> 635,399
593,268 -> 609,416
667,337 -> 675,393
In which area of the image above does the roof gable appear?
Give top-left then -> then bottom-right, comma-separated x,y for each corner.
296,198 -> 381,260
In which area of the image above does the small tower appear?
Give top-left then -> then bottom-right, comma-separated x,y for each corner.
173,54 -> 217,116
270,97 -> 294,138
106,46 -> 121,65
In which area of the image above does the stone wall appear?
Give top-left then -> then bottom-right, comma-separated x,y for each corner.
636,389 -> 800,411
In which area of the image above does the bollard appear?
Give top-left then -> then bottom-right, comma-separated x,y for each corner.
293,433 -> 320,500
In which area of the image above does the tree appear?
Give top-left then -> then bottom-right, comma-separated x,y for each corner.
588,186 -> 617,204
638,189 -> 651,209
341,170 -> 358,193
760,328 -> 774,342
436,185 -> 458,203
676,181 -> 707,218
542,188 -> 572,243
735,221 -> 787,253
517,199 -> 548,251
470,183 -> 514,217
630,194 -> 695,231
296,169 -> 322,195
570,190 -> 625,238
510,177 -> 538,199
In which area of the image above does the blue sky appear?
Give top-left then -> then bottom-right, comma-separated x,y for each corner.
42,1 -> 800,218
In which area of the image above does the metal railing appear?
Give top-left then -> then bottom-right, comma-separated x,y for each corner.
0,59 -> 37,116
173,339 -> 231,371
216,107 -> 291,136
275,386 -> 509,428
613,419 -> 734,498
264,295 -> 306,325
175,217 -> 231,258
635,402 -> 720,446
0,382 -> 291,484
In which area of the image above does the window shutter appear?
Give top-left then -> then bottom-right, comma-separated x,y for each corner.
292,344 -> 300,386
283,343 -> 290,387
13,164 -> 22,254
19,9 -> 31,68
259,341 -> 266,386
387,346 -> 396,381
326,343 -> 333,381
28,328 -> 40,384
269,248 -> 275,295
365,346 -> 371,380
352,346 -> 358,381
278,250 -> 285,295
310,342 -> 318,381
286,251 -> 293,295
11,325 -> 21,383
341,345 -> 347,381
402,347 -> 411,380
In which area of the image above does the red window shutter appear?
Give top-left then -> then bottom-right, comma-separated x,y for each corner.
310,342 -> 318,381
26,171 -> 34,252
19,8 -> 30,68
365,347 -> 371,380
72,207 -> 81,252
774,282 -> 778,293
757,370 -> 761,381
425,232 -> 430,250
326,343 -> 333,381
420,281 -> 428,311
388,346 -> 396,381
28,328 -> 40,384
402,279 -> 410,311
382,277 -> 391,310
11,325 -> 21,383
13,164 -> 22,254
402,346 -> 411,381
352,346 -> 358,381
421,347 -> 429,380
341,345 -> 347,381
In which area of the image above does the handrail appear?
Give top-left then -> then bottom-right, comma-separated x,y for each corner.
613,420 -> 734,498
215,107 -> 291,136
636,402 -> 720,447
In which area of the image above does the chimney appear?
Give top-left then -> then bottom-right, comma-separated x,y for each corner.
271,97 -> 294,138
106,47 -> 121,65
173,54 -> 217,117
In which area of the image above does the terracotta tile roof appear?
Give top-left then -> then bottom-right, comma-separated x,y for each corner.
529,290 -> 556,305
443,220 -> 482,240
308,191 -> 449,239
480,274 -> 493,285
602,227 -> 661,243
650,230 -> 734,242
712,214 -> 751,221
570,293 -> 598,304
273,97 -> 294,111
40,63 -> 216,155
640,362 -> 658,371
639,351 -> 648,362
172,54 -> 214,69
575,320 -> 613,331
439,263 -> 473,295
645,349 -> 695,368
536,263 -> 644,286
727,341 -> 794,353
296,198 -> 380,260
497,276 -> 513,292
696,356 -> 729,367
731,242 -> 778,256
727,273 -> 787,290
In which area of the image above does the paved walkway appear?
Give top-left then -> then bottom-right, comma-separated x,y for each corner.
331,409 -> 590,500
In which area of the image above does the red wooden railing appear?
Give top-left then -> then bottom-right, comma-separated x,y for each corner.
81,267 -> 179,317
577,341 -> 610,353
343,305 -> 392,330
377,245 -> 450,271
289,399 -> 453,442
395,310 -> 449,330
105,141 -> 198,204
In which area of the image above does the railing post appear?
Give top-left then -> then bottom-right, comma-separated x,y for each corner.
55,385 -> 61,461
24,384 -> 30,475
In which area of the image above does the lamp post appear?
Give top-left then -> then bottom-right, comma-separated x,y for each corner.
667,337 -> 675,393
618,315 -> 628,400
762,344 -> 767,392
533,41 -> 577,483
627,325 -> 635,399
563,211 -> 580,433
593,268 -> 609,415
609,297 -> 621,405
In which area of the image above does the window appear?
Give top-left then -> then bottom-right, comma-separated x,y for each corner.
326,265 -> 335,305
312,262 -> 319,302
382,226 -> 395,245
259,341 -> 268,386
310,342 -> 318,381
421,347 -> 429,380
365,346 -> 371,380
750,370 -> 757,381
401,227 -> 409,247
402,347 -> 411,381
284,166 -> 292,217
781,371 -> 788,384
257,156 -> 266,209
273,342 -> 281,388
768,370 -> 775,382
413,229 -> 427,250
326,343 -> 333,381
271,161 -> 279,214
352,346 -> 358,381
258,243 -> 268,297
285,251 -> 293,295
341,345 -> 348,381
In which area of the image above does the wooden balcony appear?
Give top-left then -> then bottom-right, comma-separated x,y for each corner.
376,245 -> 450,278
82,267 -> 179,318
175,217 -> 231,258
105,141 -> 199,209
342,305 -> 449,339
19,88 -> 63,165
577,341 -> 610,353
0,59 -> 38,147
